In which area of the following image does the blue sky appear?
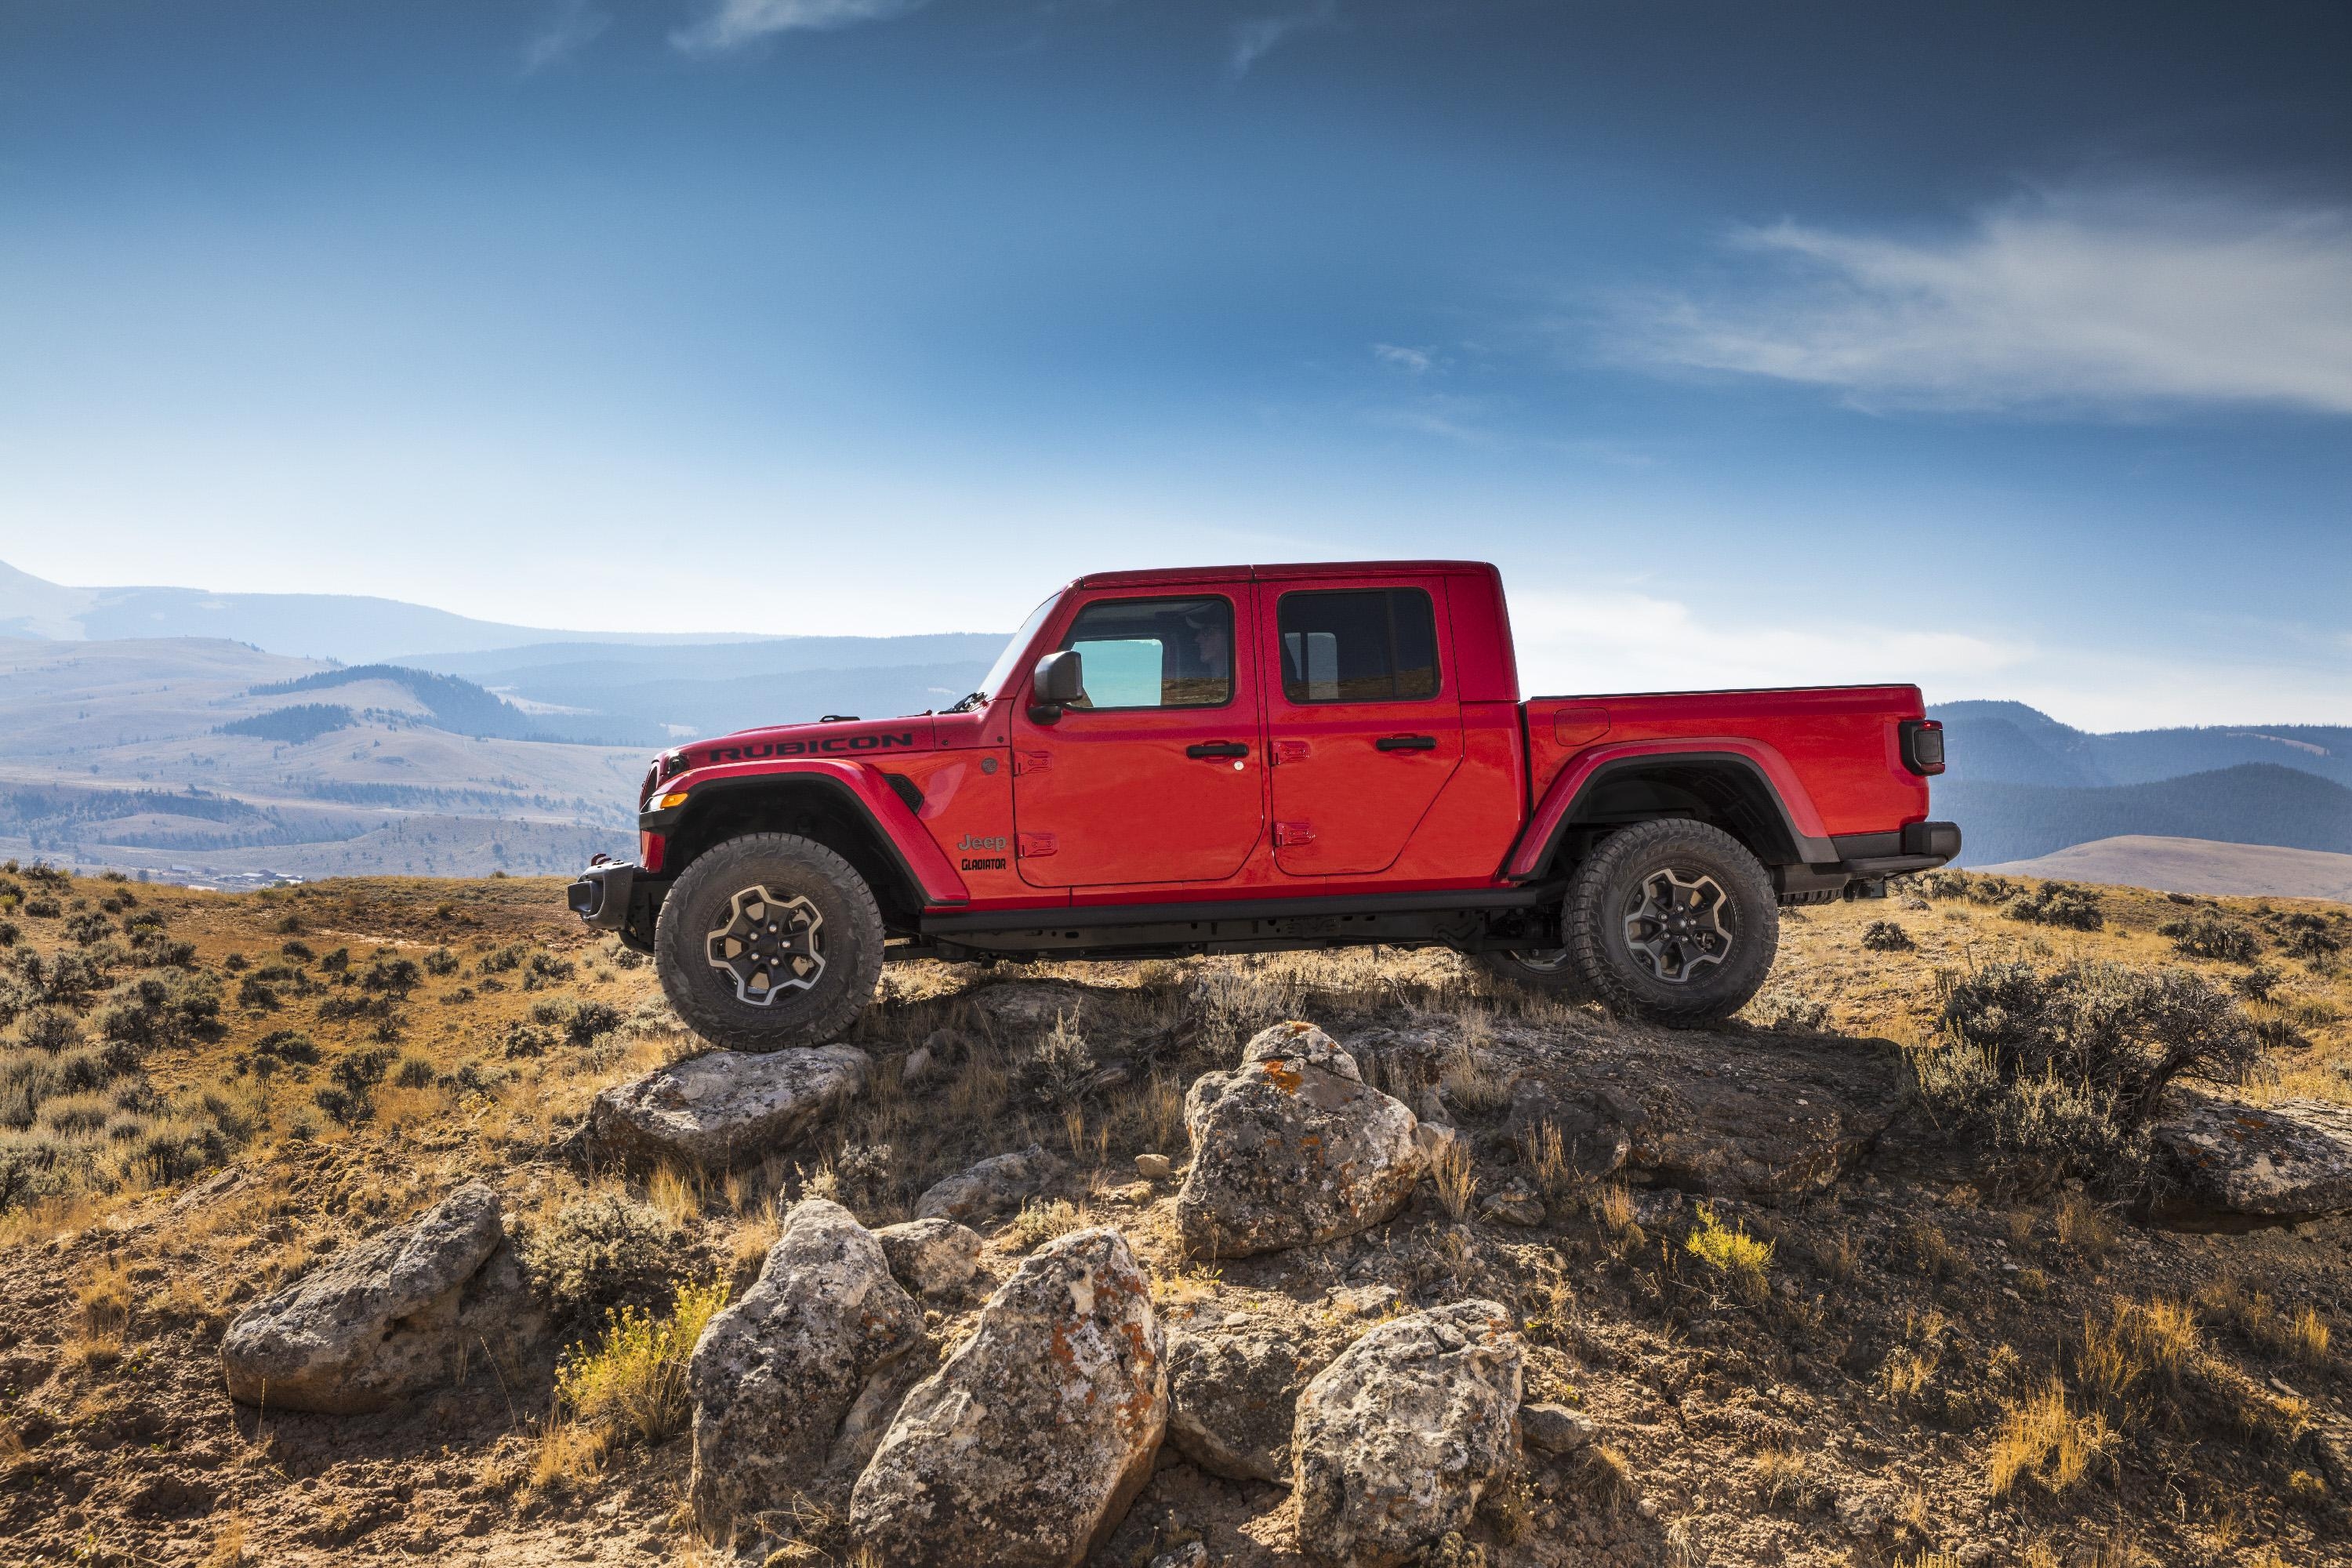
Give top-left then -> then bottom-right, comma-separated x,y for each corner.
2,0 -> 2347,728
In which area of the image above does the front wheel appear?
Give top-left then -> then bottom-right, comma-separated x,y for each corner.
1474,946 -> 1589,998
1562,819 -> 1779,1028
654,833 -> 886,1051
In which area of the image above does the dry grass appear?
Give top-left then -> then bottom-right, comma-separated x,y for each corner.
554,1277 -> 729,1447
2052,1192 -> 2116,1261
1685,1203 -> 1773,1302
1429,1137 -> 1479,1220
1989,1380 -> 2113,1497
1007,1198 -> 1083,1250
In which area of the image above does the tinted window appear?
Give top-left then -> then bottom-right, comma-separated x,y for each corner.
1278,589 -> 1439,704
1059,595 -> 1233,710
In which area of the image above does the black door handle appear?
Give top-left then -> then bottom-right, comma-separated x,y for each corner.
1376,735 -> 1439,751
1185,742 -> 1250,758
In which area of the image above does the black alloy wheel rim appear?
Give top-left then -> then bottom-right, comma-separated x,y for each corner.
706,885 -> 826,1005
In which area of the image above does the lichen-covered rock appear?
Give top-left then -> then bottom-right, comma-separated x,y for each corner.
221,1183 -> 536,1414
590,1044 -> 868,1171
872,1216 -> 983,1298
1165,1317 -> 1345,1484
1292,1300 -> 1525,1568
913,1143 -> 1063,1223
687,1198 -> 921,1529
2154,1093 -> 2352,1223
849,1227 -> 1167,1568
1176,1022 -> 1425,1258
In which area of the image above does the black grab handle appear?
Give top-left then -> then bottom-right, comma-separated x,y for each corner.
1376,735 -> 1439,751
1186,742 -> 1250,758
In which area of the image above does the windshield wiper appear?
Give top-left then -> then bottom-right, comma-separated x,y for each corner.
942,691 -> 989,714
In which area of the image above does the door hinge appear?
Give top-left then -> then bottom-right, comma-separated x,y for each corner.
1014,750 -> 1051,775
1272,821 -> 1316,847
1272,739 -> 1310,766
1017,832 -> 1058,858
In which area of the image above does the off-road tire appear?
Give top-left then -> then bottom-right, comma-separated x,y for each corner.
1474,945 -> 1590,999
1563,818 -> 1778,1028
655,832 -> 885,1051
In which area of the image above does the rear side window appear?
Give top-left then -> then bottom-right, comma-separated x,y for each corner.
1059,595 -> 1233,710
1276,588 -> 1439,704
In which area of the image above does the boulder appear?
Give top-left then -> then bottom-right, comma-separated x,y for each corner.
850,1227 -> 1167,1568
913,1143 -> 1064,1223
1165,1318 -> 1345,1484
1519,1401 -> 1593,1454
221,1183 -> 536,1414
872,1217 -> 984,1298
1502,1033 -> 1901,1200
590,1045 -> 868,1171
1479,1181 -> 1545,1228
1134,1153 -> 1174,1181
2154,1093 -> 2352,1224
687,1199 -> 922,1529
1292,1300 -> 1525,1568
1175,1022 -> 1426,1258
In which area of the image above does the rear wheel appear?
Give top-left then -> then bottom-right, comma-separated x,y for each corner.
1563,819 -> 1778,1027
655,833 -> 885,1051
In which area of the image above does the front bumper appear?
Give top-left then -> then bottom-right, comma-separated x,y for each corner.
568,862 -> 637,932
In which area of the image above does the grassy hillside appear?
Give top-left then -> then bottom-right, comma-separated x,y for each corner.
1,865 -> 2348,1565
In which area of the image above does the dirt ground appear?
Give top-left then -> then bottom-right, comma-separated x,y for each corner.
2,868 -> 2347,1566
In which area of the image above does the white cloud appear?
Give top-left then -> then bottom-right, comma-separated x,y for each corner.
522,0 -> 610,71
1614,186 -> 2352,416
1371,343 -> 1432,374
673,0 -> 931,55
1508,586 -> 2031,700
1505,586 -> 2352,728
1228,0 -> 1337,80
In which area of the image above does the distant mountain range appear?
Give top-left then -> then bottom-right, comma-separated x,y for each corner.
1929,701 -> 2351,873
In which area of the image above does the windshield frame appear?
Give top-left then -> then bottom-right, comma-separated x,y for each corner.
965,590 -> 1063,710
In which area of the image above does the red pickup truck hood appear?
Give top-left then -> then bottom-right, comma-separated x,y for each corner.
679,715 -> 941,771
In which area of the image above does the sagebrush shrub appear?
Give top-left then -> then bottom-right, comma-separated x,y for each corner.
2158,910 -> 2260,964
1919,961 -> 2259,1192
523,1191 -> 689,1329
2003,883 -> 2103,931
1860,920 -> 1915,953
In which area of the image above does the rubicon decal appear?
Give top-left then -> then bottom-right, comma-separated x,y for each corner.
702,731 -> 916,764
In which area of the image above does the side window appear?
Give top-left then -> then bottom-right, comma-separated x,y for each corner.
1059,595 -> 1234,710
1277,588 -> 1439,704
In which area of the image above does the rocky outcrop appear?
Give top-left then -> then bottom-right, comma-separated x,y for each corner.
872,1217 -> 983,1298
913,1143 -> 1064,1223
1291,1300 -> 1524,1568
1175,1022 -> 1425,1258
590,1045 -> 868,1172
221,1183 -> 537,1414
1165,1317 -> 1346,1484
1501,1032 -> 1901,1200
849,1227 -> 1167,1568
687,1199 -> 922,1529
2154,1093 -> 2352,1224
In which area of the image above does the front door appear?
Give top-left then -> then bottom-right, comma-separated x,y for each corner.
1010,587 -> 1265,887
1261,579 -> 1462,876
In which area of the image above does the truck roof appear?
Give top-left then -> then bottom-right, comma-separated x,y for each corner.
1075,560 -> 1498,589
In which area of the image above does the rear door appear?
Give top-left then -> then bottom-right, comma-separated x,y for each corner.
1009,586 -> 1265,887
1261,578 -> 1462,876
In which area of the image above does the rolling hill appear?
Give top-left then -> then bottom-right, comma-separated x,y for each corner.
1980,836 -> 2352,902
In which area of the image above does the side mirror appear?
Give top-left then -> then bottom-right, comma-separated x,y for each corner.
1029,649 -> 1083,720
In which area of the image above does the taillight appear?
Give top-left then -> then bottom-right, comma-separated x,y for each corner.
1900,719 -> 1946,776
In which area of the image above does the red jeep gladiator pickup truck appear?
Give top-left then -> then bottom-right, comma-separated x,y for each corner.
569,561 -> 1957,1048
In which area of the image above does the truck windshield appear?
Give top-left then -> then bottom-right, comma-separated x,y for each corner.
948,593 -> 1061,713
